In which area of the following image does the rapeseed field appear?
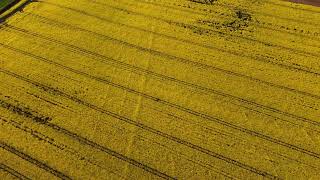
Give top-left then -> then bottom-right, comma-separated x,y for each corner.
0,0 -> 320,179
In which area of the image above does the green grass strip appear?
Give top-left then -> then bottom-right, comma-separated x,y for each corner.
0,0 -> 17,12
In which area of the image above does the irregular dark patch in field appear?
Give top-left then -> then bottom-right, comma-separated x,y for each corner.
0,97 -> 52,123
198,9 -> 254,33
189,0 -> 217,5
177,7 -> 254,37
222,10 -> 253,31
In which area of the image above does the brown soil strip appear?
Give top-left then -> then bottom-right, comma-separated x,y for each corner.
288,0 -> 320,7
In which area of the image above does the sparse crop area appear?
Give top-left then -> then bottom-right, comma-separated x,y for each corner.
0,0 -> 320,179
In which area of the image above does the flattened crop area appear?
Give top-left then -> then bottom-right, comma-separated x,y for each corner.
1,0 -> 320,179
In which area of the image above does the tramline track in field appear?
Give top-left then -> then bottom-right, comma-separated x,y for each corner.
2,23 -> 319,124
0,19 -> 320,157
1,0 -> 320,179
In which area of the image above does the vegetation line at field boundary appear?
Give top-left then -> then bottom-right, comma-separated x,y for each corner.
0,0 -> 33,22
0,0 -> 18,13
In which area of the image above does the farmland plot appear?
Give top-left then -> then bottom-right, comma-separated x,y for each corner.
1,0 -> 320,179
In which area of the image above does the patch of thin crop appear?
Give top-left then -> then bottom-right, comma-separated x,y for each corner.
197,9 -> 254,34
219,10 -> 253,31
189,0 -> 217,5
236,10 -> 252,21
